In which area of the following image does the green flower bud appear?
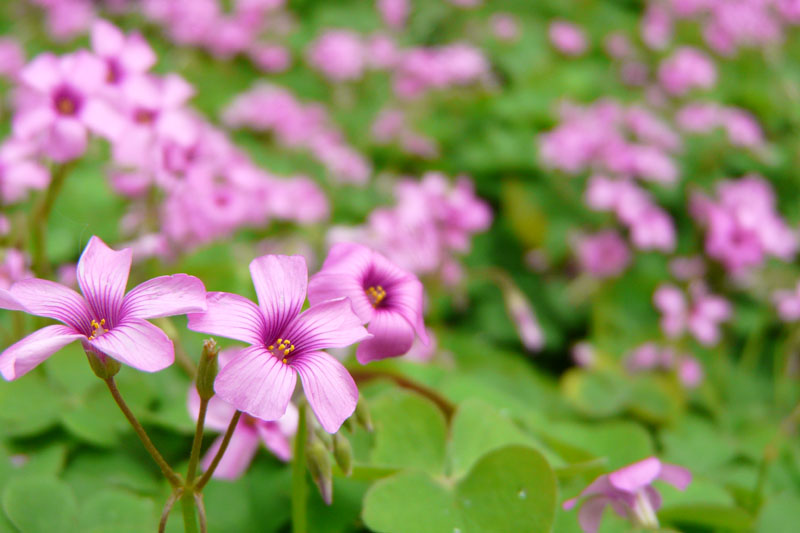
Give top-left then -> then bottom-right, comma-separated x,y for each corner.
333,433 -> 353,476
306,439 -> 333,505
196,339 -> 219,400
355,395 -> 373,432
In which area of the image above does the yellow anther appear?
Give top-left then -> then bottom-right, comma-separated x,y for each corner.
268,345 -> 274,350
282,358 -> 287,364
290,345 -> 295,352
277,338 -> 283,343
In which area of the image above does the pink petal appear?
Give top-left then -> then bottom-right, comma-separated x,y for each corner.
161,74 -> 194,108
608,457 -> 661,492
121,274 -> 206,320
10,278 -> 93,333
658,463 -> 692,490
280,298 -> 370,353
47,117 -> 87,162
63,51 -> 105,94
214,346 -> 297,421
20,53 -> 61,92
291,350 -> 358,433
156,110 -> 198,147
87,318 -> 174,372
91,20 -> 125,57
201,429 -> 260,480
249,255 -> 307,339
119,34 -> 157,74
356,309 -> 415,364
257,423 -> 292,461
384,274 -> 428,344
0,325 -> 83,380
187,292 -> 266,345
0,289 -> 26,311
577,496 -> 609,533
81,98 -> 126,140
308,271 -> 374,324
13,106 -> 55,139
187,387 -> 239,433
77,236 -> 132,323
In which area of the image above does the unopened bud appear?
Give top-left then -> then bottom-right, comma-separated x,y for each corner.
306,440 -> 333,505
343,415 -> 356,433
313,426 -> 333,450
355,396 -> 373,432
333,433 -> 353,476
84,343 -> 121,379
196,339 -> 219,400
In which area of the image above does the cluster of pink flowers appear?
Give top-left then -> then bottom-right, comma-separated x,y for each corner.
654,282 -> 731,346
549,21 -> 588,56
676,102 -> 765,149
690,175 -> 797,274
392,43 -> 490,99
642,0 -> 798,56
658,46 -> 716,95
573,230 -> 631,279
222,83 -> 371,185
371,108 -> 438,159
330,172 -> 492,285
626,342 -> 704,388
539,100 -> 681,184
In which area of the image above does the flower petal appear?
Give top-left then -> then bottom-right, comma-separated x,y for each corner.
308,271 -> 374,324
47,118 -> 87,162
290,350 -> 358,433
355,309 -> 415,364
249,255 -> 308,340
77,236 -> 132,323
577,496 -> 609,533
0,325 -> 83,380
608,456 -> 661,493
658,463 -> 692,491
200,429 -> 259,480
257,423 -> 292,462
91,19 -> 125,56
121,274 -> 206,320
0,289 -> 25,311
281,298 -> 370,354
187,292 -> 266,345
214,346 -> 296,421
10,278 -> 93,333
187,388 -> 238,433
87,318 -> 174,372
119,34 -> 157,74
20,53 -> 61,92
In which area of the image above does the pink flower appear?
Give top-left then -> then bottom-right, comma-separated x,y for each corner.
658,47 -> 716,96
188,348 -> 297,479
377,0 -> 409,29
574,230 -> 630,278
0,236 -> 207,380
91,20 -> 156,86
654,283 -> 731,346
678,356 -> 704,388
307,30 -> 366,82
564,456 -> 691,533
308,243 -> 428,364
501,283 -> 544,352
14,51 -> 124,162
641,5 -> 673,50
490,13 -> 520,42
248,44 -> 291,73
774,282 -> 800,322
0,139 -> 50,204
549,21 -> 587,56
0,38 -> 25,80
188,255 -> 370,432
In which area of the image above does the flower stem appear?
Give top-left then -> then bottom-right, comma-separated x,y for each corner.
350,369 -> 456,421
103,377 -> 183,488
195,410 -> 242,491
194,492 -> 208,533
181,491 -> 199,533
186,396 -> 209,487
159,488 -> 183,533
291,404 -> 308,533
30,163 -> 71,278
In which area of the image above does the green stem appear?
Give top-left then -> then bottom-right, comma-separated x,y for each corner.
181,491 -> 199,533
195,411 -> 242,491
103,377 -> 183,488
30,163 -> 71,278
186,396 -> 209,487
159,489 -> 182,533
291,404 -> 308,533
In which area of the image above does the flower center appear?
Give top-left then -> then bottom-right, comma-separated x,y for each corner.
267,338 -> 295,364
133,108 -> 156,124
366,285 -> 386,307
106,59 -> 122,84
88,318 -> 109,340
56,95 -> 77,115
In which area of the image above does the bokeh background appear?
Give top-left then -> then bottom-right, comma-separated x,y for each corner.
2,0 -> 800,532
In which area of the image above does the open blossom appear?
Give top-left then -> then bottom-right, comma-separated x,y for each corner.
549,21 -> 587,56
574,230 -> 630,278
490,13 -> 520,41
564,457 -> 691,533
378,0 -> 409,29
308,243 -> 428,363
641,4 -> 673,50
0,38 -> 24,80
0,236 -> 207,380
188,348 -> 298,479
773,281 -> 800,322
14,51 -> 124,162
91,20 -> 156,87
0,138 -> 50,204
654,282 -> 731,346
307,30 -> 366,82
658,47 -> 716,96
188,255 -> 370,432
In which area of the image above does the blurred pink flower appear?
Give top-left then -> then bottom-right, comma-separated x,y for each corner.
677,356 -> 704,388
248,44 -> 291,73
564,457 -> 691,533
188,348 -> 298,479
490,13 -> 520,42
658,47 -> 716,96
0,236 -> 207,380
91,20 -> 156,86
0,38 -> 24,80
574,230 -> 630,278
549,21 -> 587,56
377,0 -> 409,29
0,138 -> 50,204
309,242 -> 428,363
307,30 -> 366,82
0,249 -> 32,291
641,4 -> 673,50
654,282 -> 731,346
773,282 -> 800,322
188,255 -> 370,432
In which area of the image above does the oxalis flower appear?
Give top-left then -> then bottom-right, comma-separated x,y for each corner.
564,456 -> 691,533
188,348 -> 298,480
187,255 -> 370,433
308,242 -> 428,364
0,236 -> 207,380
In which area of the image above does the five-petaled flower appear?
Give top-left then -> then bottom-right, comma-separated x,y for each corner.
308,242 -> 428,364
187,254 -> 371,433
0,236 -> 207,380
188,348 -> 298,480
563,456 -> 691,533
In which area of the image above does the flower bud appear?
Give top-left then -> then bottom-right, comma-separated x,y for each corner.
343,415 -> 357,433
355,395 -> 373,432
333,433 -> 353,476
306,439 -> 333,505
84,343 -> 121,379
313,426 -> 333,450
196,339 -> 219,400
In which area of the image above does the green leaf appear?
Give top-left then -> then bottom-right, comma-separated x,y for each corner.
0,373 -> 64,437
659,504 -> 754,531
456,446 -> 557,533
61,384 -> 127,447
2,477 -> 78,533
544,421 -> 653,470
370,390 -> 448,474
561,370 -> 629,418
756,492 -> 800,533
78,490 -> 156,532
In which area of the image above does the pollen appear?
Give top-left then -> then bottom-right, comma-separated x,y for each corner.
270,338 -> 296,361
56,96 -> 76,115
366,285 -> 386,307
88,318 -> 108,340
